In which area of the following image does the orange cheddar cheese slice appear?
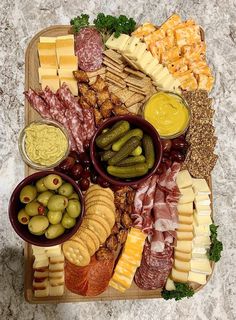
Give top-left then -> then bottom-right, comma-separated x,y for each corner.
59,77 -> 78,96
159,14 -> 182,33
41,75 -> 60,93
56,39 -> 75,59
38,42 -> 56,56
39,55 -> 58,68
38,67 -> 57,83
58,55 -> 78,69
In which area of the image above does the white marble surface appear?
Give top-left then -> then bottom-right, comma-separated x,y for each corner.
0,0 -> 236,319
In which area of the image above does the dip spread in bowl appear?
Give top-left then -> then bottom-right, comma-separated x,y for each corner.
143,92 -> 190,139
19,120 -> 69,169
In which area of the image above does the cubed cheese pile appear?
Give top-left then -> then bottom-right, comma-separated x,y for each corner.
106,34 -> 180,93
109,227 -> 146,292
32,245 -> 65,297
38,35 -> 78,95
167,170 -> 212,288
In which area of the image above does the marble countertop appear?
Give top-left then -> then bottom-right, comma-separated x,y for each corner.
0,0 -> 236,319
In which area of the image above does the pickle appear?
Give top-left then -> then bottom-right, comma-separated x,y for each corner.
101,150 -> 117,161
112,129 -> 143,151
96,121 -> 130,148
130,146 -> 142,156
107,163 -> 149,178
143,134 -> 155,169
108,137 -> 140,166
116,155 -> 146,167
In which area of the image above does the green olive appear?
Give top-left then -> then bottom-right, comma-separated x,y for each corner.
66,199 -> 81,218
25,201 -> 45,216
69,192 -> 79,200
58,183 -> 74,197
28,216 -> 49,234
47,195 -> 68,211
17,209 -> 30,225
31,230 -> 46,236
36,178 -> 48,192
43,174 -> 62,190
47,210 -> 63,225
20,185 -> 37,204
37,191 -> 53,206
45,224 -> 65,239
61,212 -> 76,229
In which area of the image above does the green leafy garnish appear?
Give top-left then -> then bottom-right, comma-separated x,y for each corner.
70,14 -> 90,33
208,224 -> 223,262
161,282 -> 194,301
94,13 -> 136,38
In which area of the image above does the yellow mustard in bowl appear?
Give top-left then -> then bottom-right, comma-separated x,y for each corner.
143,92 -> 190,138
24,123 -> 68,166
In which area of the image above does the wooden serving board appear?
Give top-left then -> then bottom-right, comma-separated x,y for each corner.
24,25 -> 213,304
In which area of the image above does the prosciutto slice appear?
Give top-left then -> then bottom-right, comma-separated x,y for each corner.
151,230 -> 165,252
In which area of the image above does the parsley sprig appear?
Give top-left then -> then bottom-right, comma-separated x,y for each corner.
208,224 -> 223,262
161,282 -> 194,301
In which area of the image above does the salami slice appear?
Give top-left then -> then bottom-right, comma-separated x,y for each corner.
81,108 -> 96,141
24,89 -> 51,119
75,27 -> 103,72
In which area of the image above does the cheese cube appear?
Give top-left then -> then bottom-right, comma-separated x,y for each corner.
49,284 -> 64,296
112,272 -> 133,289
144,59 -> 161,76
34,253 -> 48,262
195,203 -> 211,216
49,276 -> 64,286
34,270 -> 49,278
32,245 -> 45,255
177,223 -> 193,232
179,187 -> 195,204
188,271 -> 206,285
195,194 -> 211,205
49,254 -> 65,264
175,240 -> 192,253
33,278 -> 48,289
34,286 -> 49,298
33,257 -> 49,269
38,67 -> 57,83
158,74 -> 175,89
49,271 -> 64,278
135,51 -> 154,71
177,202 -> 193,215
192,178 -> 211,195
190,259 -> 212,275
46,245 -> 62,257
193,236 -> 211,248
191,253 -> 208,260
60,76 -> 78,95
151,67 -> 169,83
58,69 -> 74,78
177,231 -> 193,241
175,250 -> 192,261
123,36 -> 140,54
105,34 -> 130,51
178,214 -> 193,225
148,64 -> 164,78
174,259 -> 191,272
41,75 -> 60,93
40,37 -> 56,43
56,39 -> 75,59
193,221 -> 210,236
49,263 -> 64,271
176,170 -> 193,189
126,42 -> 147,60
165,278 -> 176,291
58,55 -> 78,69
194,210 -> 212,226
171,268 -> 188,283
192,247 -> 207,255
39,55 -> 58,68
38,42 -> 56,56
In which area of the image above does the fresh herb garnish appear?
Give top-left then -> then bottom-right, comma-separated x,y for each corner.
208,224 -> 223,262
161,282 -> 194,301
70,14 -> 90,33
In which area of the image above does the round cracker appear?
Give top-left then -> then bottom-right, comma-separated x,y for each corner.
85,194 -> 115,208
74,232 -> 96,256
85,199 -> 115,212
79,226 -> 100,251
86,204 -> 115,225
82,218 -> 107,244
85,214 -> 111,236
86,208 -> 115,229
86,185 -> 114,200
62,240 -> 90,267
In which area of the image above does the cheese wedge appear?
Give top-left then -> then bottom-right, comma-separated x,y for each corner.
40,37 -> 56,43
179,187 -> 195,204
178,214 -> 193,225
165,277 -> 176,291
177,231 -> 193,241
177,223 -> 193,232
177,202 -> 193,215
106,33 -> 130,51
192,178 -> 211,195
49,284 -> 64,296
58,55 -> 78,69
41,75 -> 60,92
38,42 -> 56,56
56,39 -> 75,59
39,55 -> 58,68
59,77 -> 78,96
38,67 -> 57,83
171,268 -> 188,283
190,259 -> 212,275
176,170 -> 192,189
188,271 -> 207,285
175,240 -> 192,253
174,259 -> 191,272
175,250 -> 192,262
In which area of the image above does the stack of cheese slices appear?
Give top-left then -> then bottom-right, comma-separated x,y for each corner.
166,170 -> 212,290
32,245 -> 65,297
38,35 -> 78,95
105,34 -> 180,93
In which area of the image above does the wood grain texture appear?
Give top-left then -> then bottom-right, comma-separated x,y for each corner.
24,25 -> 213,304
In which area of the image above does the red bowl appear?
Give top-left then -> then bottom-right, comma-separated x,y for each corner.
8,171 -> 84,246
90,115 -> 163,186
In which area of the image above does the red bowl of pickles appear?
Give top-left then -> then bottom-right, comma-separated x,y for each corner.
90,115 -> 163,187
8,171 -> 84,246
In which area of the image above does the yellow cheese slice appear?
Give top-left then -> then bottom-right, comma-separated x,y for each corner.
56,39 -> 75,59
58,55 -> 78,69
178,214 -> 193,225
109,279 -> 126,292
41,75 -> 60,93
171,268 -> 188,283
174,259 -> 191,272
49,284 -> 64,296
38,42 -> 56,56
175,240 -> 192,253
174,250 -> 192,262
40,37 -> 56,43
135,51 -> 154,71
177,231 -> 193,241
194,210 -> 212,226
179,187 -> 195,204
188,271 -> 207,285
123,36 -> 140,54
59,77 -> 78,96
190,259 -> 212,275
144,59 -> 161,76
38,67 -> 57,83
106,33 -> 130,51
48,263 -> 64,271
112,272 -> 133,289
176,170 -> 193,189
151,66 -> 169,83
58,69 -> 74,78
177,202 -> 193,216
57,35 -> 74,40
177,223 -> 193,232
39,55 -> 58,68
34,286 -> 49,298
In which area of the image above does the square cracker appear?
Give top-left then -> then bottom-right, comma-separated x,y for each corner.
107,67 -> 128,79
103,57 -> 124,71
114,88 -> 135,103
86,67 -> 106,78
106,71 -> 126,86
125,93 -> 145,107
103,49 -> 123,65
124,67 -> 146,78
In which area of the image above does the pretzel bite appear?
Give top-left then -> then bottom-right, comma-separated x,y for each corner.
110,93 -> 122,106
113,105 -> 131,116
100,99 -> 113,118
84,89 -> 97,107
73,70 -> 89,83
78,83 -> 89,96
121,212 -> 132,228
105,234 -> 118,251
97,89 -> 110,106
117,229 -> 128,245
93,108 -> 103,125
91,75 -> 107,92
79,96 -> 90,109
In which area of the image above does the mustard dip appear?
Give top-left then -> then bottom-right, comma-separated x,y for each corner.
144,92 -> 189,137
25,123 -> 68,166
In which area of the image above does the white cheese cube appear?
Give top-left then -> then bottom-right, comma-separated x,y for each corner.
106,34 -> 130,51
192,178 -> 211,195
165,278 -> 176,291
123,36 -> 140,54
193,236 -> 211,248
188,271 -> 207,285
176,170 -> 193,189
190,259 -> 212,275
171,268 -> 188,283
194,210 -> 212,226
179,187 -> 195,204
195,203 -> 211,216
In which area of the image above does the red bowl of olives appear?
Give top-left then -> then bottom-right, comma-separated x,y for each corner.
8,171 -> 84,246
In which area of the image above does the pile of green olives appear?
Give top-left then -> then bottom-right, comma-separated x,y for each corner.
18,174 -> 81,239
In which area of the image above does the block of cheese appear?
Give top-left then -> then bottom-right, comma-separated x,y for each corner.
179,187 -> 195,204
175,240 -> 192,253
106,33 -> 130,51
40,37 -> 56,43
135,51 -> 154,71
176,170 -> 193,189
148,64 -> 164,78
34,286 -> 49,298
177,202 -> 193,215
195,203 -> 211,216
192,246 -> 207,255
49,254 -> 65,264
49,271 -> 64,278
126,42 -> 147,60
158,73 -> 175,89
49,262 -> 64,271
165,277 -> 176,291
56,39 -> 75,59
38,42 -> 56,56
192,178 -> 211,195
195,194 -> 211,205
177,223 -> 193,232
177,231 -> 193,241
58,69 -> 74,78
152,67 -> 169,83
49,284 -> 64,296
59,77 -> 78,96
191,252 -> 208,260
175,250 -> 192,261
58,55 -> 78,69
57,35 -> 74,40
33,253 -> 48,262
32,245 -> 46,255
38,67 -> 57,83
174,259 -> 191,272
144,59 -> 161,76
46,245 -> 62,257
109,279 -> 126,293
39,55 -> 58,68
123,36 -> 140,54
178,214 -> 193,225
193,221 -> 210,236
33,278 -> 48,289
49,276 -> 64,286
41,75 -> 60,92
194,210 -> 212,226
190,259 -> 212,275
188,271 -> 207,285
171,268 -> 188,283
34,270 -> 49,279
193,236 -> 211,248
33,258 -> 49,269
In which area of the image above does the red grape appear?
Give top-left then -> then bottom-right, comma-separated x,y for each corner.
81,166 -> 90,178
79,152 -> 91,166
58,156 -> 75,172
79,178 -> 90,191
90,170 -> 98,184
161,139 -> 172,152
69,151 -> 80,161
84,141 -> 90,150
97,176 -> 110,188
71,164 -> 83,180
170,150 -> 185,162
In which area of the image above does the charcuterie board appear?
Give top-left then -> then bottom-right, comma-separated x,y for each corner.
23,25 -> 215,304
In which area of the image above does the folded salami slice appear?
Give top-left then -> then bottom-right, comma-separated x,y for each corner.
24,89 -> 51,119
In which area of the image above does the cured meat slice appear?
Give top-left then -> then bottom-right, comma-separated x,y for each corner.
24,89 -> 51,119
133,176 -> 152,220
65,108 -> 85,153
151,230 -> 165,252
81,107 -> 96,141
75,27 -> 103,72
158,162 -> 181,192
